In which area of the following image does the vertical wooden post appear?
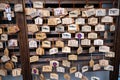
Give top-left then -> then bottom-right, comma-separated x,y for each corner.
16,0 -> 32,80
110,0 -> 120,80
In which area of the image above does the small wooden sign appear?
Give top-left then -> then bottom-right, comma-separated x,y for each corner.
89,46 -> 95,53
88,32 -> 97,39
49,47 -> 58,55
50,73 -> 59,80
41,25 -> 50,32
14,4 -> 23,12
95,24 -> 105,31
0,28 -> 2,34
32,68 -> 39,75
62,60 -> 71,67
82,8 -> 95,17
50,60 -> 59,67
101,16 -> 113,23
88,17 -> 98,25
68,40 -> 78,47
84,5 -> 94,8
1,34 -> 8,41
34,17 -> 43,24
96,9 -> 106,16
25,8 -> 36,15
62,32 -> 71,39
64,74 -> 71,80
62,46 -> 71,53
81,39 -> 91,45
75,72 -> 83,79
0,3 -> 6,11
55,25 -> 65,32
1,55 -> 10,62
28,24 -> 38,33
33,1 -> 43,8
68,54 -> 78,61
36,32 -> 46,40
7,25 -> 20,34
38,9 -> 50,17
0,42 -> 3,49
36,47 -> 44,55
110,24 -> 115,31
8,39 -> 18,47
109,8 -> 119,16
77,46 -> 83,54
11,55 -> 18,63
48,18 -> 61,25
70,67 -> 77,74
82,66 -> 88,73
75,18 -> 85,25
54,8 -> 68,16
29,40 -> 37,48
42,65 -> 52,72
30,56 -> 39,63
68,24 -> 79,33
99,46 -> 110,52
12,68 -> 21,77
56,40 -> 64,48
0,69 -> 7,76
82,25 -> 91,32
104,65 -> 114,71
4,11 -> 14,19
42,41 -> 51,48
89,59 -> 95,67
75,32 -> 84,39
99,59 -> 109,67
94,39 -> 103,45
69,9 -> 80,17
56,67 -> 65,73
93,64 -> 101,71
62,18 -> 74,24
105,51 -> 115,58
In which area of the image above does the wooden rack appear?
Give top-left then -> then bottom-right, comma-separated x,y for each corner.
0,0 -> 120,80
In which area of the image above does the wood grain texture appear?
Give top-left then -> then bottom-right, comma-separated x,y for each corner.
16,0 -> 32,80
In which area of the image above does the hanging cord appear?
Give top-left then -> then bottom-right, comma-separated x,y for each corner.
73,0 -> 75,8
58,0 -> 61,7
113,0 -> 116,7
99,0 -> 102,8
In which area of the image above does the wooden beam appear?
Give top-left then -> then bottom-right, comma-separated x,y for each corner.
110,0 -> 120,80
16,0 -> 32,80
0,0 -> 113,4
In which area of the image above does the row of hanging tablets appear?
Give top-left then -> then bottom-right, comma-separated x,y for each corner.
24,1 -> 119,80
0,2 -> 22,79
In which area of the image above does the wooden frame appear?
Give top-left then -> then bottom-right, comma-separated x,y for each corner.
0,0 -> 119,80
